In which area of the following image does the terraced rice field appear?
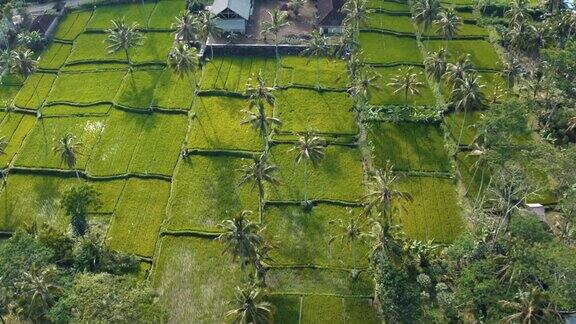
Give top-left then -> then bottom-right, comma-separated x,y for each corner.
1,0 -> 541,321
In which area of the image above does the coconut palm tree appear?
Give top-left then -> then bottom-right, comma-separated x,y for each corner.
349,67 -> 381,114
105,18 -> 144,66
363,163 -> 411,222
342,0 -> 370,33
368,221 -> 405,267
9,48 -> 37,78
301,31 -> 330,90
451,74 -> 485,146
194,10 -> 223,59
16,266 -> 62,321
218,211 -> 265,271
434,8 -> 461,47
443,54 -> 473,89
243,71 -> 279,152
261,9 -> 289,84
329,210 -> 369,277
423,49 -> 448,83
238,155 -> 279,223
167,42 -> 199,95
387,66 -> 426,102
173,11 -> 197,45
291,132 -> 325,210
500,287 -> 561,324
500,55 -> 523,89
411,0 -> 441,36
289,0 -> 305,17
53,133 -> 82,179
505,0 -> 529,27
226,286 -> 275,324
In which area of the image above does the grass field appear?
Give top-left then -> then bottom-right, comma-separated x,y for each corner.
366,0 -> 410,12
363,13 -> 416,34
423,39 -> 502,70
13,73 -> 57,110
38,43 -> 73,70
359,32 -> 422,65
86,2 -> 156,31
47,71 -> 127,105
54,11 -> 92,41
0,85 -> 20,107
0,113 -> 36,167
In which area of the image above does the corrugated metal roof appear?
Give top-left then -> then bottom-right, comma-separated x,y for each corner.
209,0 -> 251,20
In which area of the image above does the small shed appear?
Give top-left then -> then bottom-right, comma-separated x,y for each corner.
317,0 -> 346,34
209,0 -> 252,34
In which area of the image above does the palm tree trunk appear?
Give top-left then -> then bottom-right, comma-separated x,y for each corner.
274,33 -> 280,86
457,107 -> 468,147
303,158 -> 308,203
316,57 -> 320,90
351,239 -> 356,271
257,180 -> 265,223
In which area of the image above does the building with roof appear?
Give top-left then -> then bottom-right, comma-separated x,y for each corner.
317,0 -> 346,34
209,0 -> 253,34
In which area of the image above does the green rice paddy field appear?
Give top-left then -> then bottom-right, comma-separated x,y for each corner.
0,1 -> 551,322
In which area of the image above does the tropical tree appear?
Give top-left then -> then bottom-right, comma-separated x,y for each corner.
242,71 -> 280,152
342,0 -> 370,33
289,0 -> 305,17
217,211 -> 266,271
16,266 -> 62,321
329,210 -> 369,277
500,55 -> 523,89
105,18 -> 144,66
499,287 -> 561,323
387,66 -> 426,102
167,42 -> 199,94
173,11 -> 197,45
424,49 -> 448,83
261,9 -> 289,84
291,132 -> 325,210
363,163 -> 411,221
238,155 -> 279,223
368,221 -> 405,267
301,30 -> 330,90
53,133 -> 83,179
194,10 -> 223,58
411,0 -> 441,36
9,48 -> 37,78
226,286 -> 275,324
349,67 -> 381,115
450,74 -> 485,145
434,7 -> 461,47
443,54 -> 473,89
505,0 -> 530,27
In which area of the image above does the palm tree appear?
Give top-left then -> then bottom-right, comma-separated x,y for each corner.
500,55 -> 523,89
329,210 -> 369,277
105,18 -> 144,66
424,49 -> 448,83
368,221 -> 405,267
16,266 -> 62,321
505,0 -> 529,27
387,66 -> 425,102
500,287 -> 561,324
301,31 -> 330,90
53,133 -> 82,179
451,74 -> 485,146
167,42 -> 199,95
217,211 -> 265,271
362,163 -> 411,222
9,48 -> 37,78
443,54 -> 473,89
194,10 -> 223,59
289,0 -> 305,17
226,286 -> 275,324
291,132 -> 325,210
411,0 -> 441,36
238,155 -> 279,223
173,11 -> 197,45
0,137 -> 7,156
434,8 -> 461,47
261,9 -> 289,85
342,0 -> 370,33
349,67 -> 381,114
243,71 -> 279,152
